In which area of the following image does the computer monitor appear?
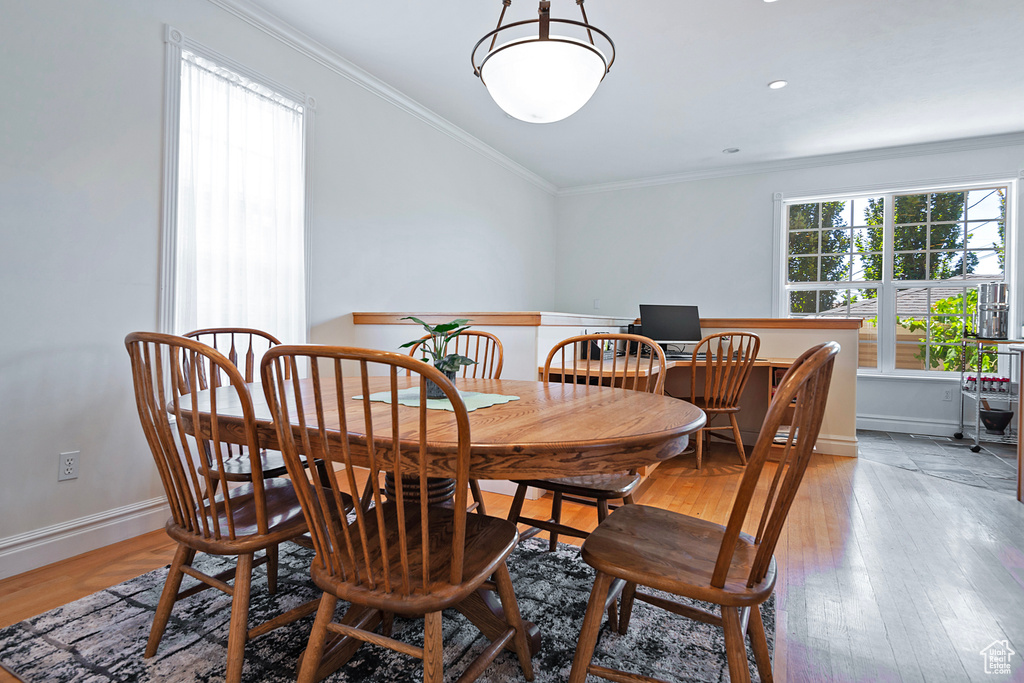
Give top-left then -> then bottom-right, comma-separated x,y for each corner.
639,304 -> 703,346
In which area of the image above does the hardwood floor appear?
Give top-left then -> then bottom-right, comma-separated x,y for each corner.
2,443 -> 1022,682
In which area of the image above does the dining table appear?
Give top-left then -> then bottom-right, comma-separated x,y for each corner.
179,376 -> 706,676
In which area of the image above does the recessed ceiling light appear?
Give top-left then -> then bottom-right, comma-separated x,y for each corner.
722,148 -> 740,154
763,0 -> 779,3
768,80 -> 788,89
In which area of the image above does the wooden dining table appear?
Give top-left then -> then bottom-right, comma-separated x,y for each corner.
179,376 -> 705,674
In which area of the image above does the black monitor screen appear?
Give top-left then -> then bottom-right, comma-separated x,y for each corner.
639,304 -> 702,344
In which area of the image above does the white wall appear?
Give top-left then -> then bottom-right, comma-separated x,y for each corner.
0,0 -> 557,577
554,144 -> 1024,436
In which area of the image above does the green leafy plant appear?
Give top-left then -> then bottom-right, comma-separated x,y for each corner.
900,289 -> 997,371
399,317 -> 476,374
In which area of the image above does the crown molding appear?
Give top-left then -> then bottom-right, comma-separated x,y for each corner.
205,0 -> 558,196
558,131 -> 1024,197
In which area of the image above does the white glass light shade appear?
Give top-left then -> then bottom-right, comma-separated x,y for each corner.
480,36 -> 607,124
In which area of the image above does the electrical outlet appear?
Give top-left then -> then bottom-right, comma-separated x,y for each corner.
593,298 -> 600,310
942,388 -> 952,402
58,451 -> 79,481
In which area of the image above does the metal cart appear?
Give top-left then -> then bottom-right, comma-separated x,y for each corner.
955,338 -> 1020,452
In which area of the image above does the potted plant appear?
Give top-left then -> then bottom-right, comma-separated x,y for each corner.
399,317 -> 476,399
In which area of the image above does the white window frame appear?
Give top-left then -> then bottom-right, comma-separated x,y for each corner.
773,176 -> 1019,377
158,25 -> 315,338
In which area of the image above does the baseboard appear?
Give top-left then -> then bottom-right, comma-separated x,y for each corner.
475,479 -> 545,500
740,430 -> 859,458
856,413 -> 959,437
0,498 -> 168,580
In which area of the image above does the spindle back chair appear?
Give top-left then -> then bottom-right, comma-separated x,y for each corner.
182,327 -> 292,481
260,345 -> 534,683
407,328 -> 504,514
406,328 -> 504,379
688,331 -> 761,469
507,334 -> 667,556
124,332 -> 312,683
568,341 -> 839,683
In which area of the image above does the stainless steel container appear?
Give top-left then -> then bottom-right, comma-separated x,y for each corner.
975,283 -> 1009,339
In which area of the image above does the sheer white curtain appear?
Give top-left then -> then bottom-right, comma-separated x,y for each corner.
174,51 -> 306,344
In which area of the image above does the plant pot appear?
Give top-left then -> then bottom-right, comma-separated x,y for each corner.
980,409 -> 1014,435
426,365 -> 457,399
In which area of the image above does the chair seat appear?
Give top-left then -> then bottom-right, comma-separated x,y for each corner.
690,397 -> 740,415
198,449 -> 294,481
581,504 -> 776,607
166,478 -> 308,554
311,503 -> 519,615
515,472 -> 642,499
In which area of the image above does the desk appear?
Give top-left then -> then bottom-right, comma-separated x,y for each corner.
181,377 -> 705,671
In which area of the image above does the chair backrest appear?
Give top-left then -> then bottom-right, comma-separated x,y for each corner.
689,332 -> 761,410
543,334 -> 666,395
406,329 -> 504,379
710,341 -> 839,589
125,332 -> 270,541
183,327 -> 285,384
261,345 -> 474,592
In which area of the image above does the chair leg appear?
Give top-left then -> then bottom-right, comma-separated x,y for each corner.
297,593 -> 338,683
469,479 -> 488,515
507,484 -> 528,525
722,606 -> 752,683
549,491 -> 563,551
146,543 -> 196,658
695,427 -> 704,470
494,562 -> 535,681
568,570 -> 614,683
748,603 -> 774,683
266,544 -> 279,595
224,552 -> 254,683
618,581 -> 637,635
730,413 -> 747,465
381,611 -> 394,637
423,610 -> 444,683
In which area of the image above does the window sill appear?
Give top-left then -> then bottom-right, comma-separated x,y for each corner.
857,370 -> 959,382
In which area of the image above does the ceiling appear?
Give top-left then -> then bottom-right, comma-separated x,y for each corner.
243,0 -> 1024,189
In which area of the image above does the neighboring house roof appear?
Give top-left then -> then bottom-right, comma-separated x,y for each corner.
816,274 -> 998,318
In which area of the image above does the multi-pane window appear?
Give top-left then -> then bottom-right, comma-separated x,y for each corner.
783,185 -> 1009,373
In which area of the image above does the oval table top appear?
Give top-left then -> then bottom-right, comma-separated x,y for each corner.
182,377 -> 706,480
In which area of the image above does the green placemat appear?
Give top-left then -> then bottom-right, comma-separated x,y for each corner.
355,387 -> 520,412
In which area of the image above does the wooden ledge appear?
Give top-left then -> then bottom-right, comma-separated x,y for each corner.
353,312 -> 636,327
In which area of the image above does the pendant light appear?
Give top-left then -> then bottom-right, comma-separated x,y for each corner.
471,0 -> 615,124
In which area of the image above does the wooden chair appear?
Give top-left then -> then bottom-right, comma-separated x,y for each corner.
407,329 -> 504,515
687,331 -> 761,469
506,334 -> 667,551
568,342 -> 839,683
406,328 -> 504,379
260,345 -> 535,683
125,332 -> 316,683
183,327 -> 291,481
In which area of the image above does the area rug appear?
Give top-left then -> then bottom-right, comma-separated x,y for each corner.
0,539 -> 773,682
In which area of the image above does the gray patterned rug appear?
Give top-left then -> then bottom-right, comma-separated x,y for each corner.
0,538 -> 773,682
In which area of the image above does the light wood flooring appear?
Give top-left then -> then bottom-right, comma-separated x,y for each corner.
2,442 -> 1023,682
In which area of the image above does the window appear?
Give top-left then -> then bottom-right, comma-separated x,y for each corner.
780,183 -> 1012,373
161,29 -> 310,345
